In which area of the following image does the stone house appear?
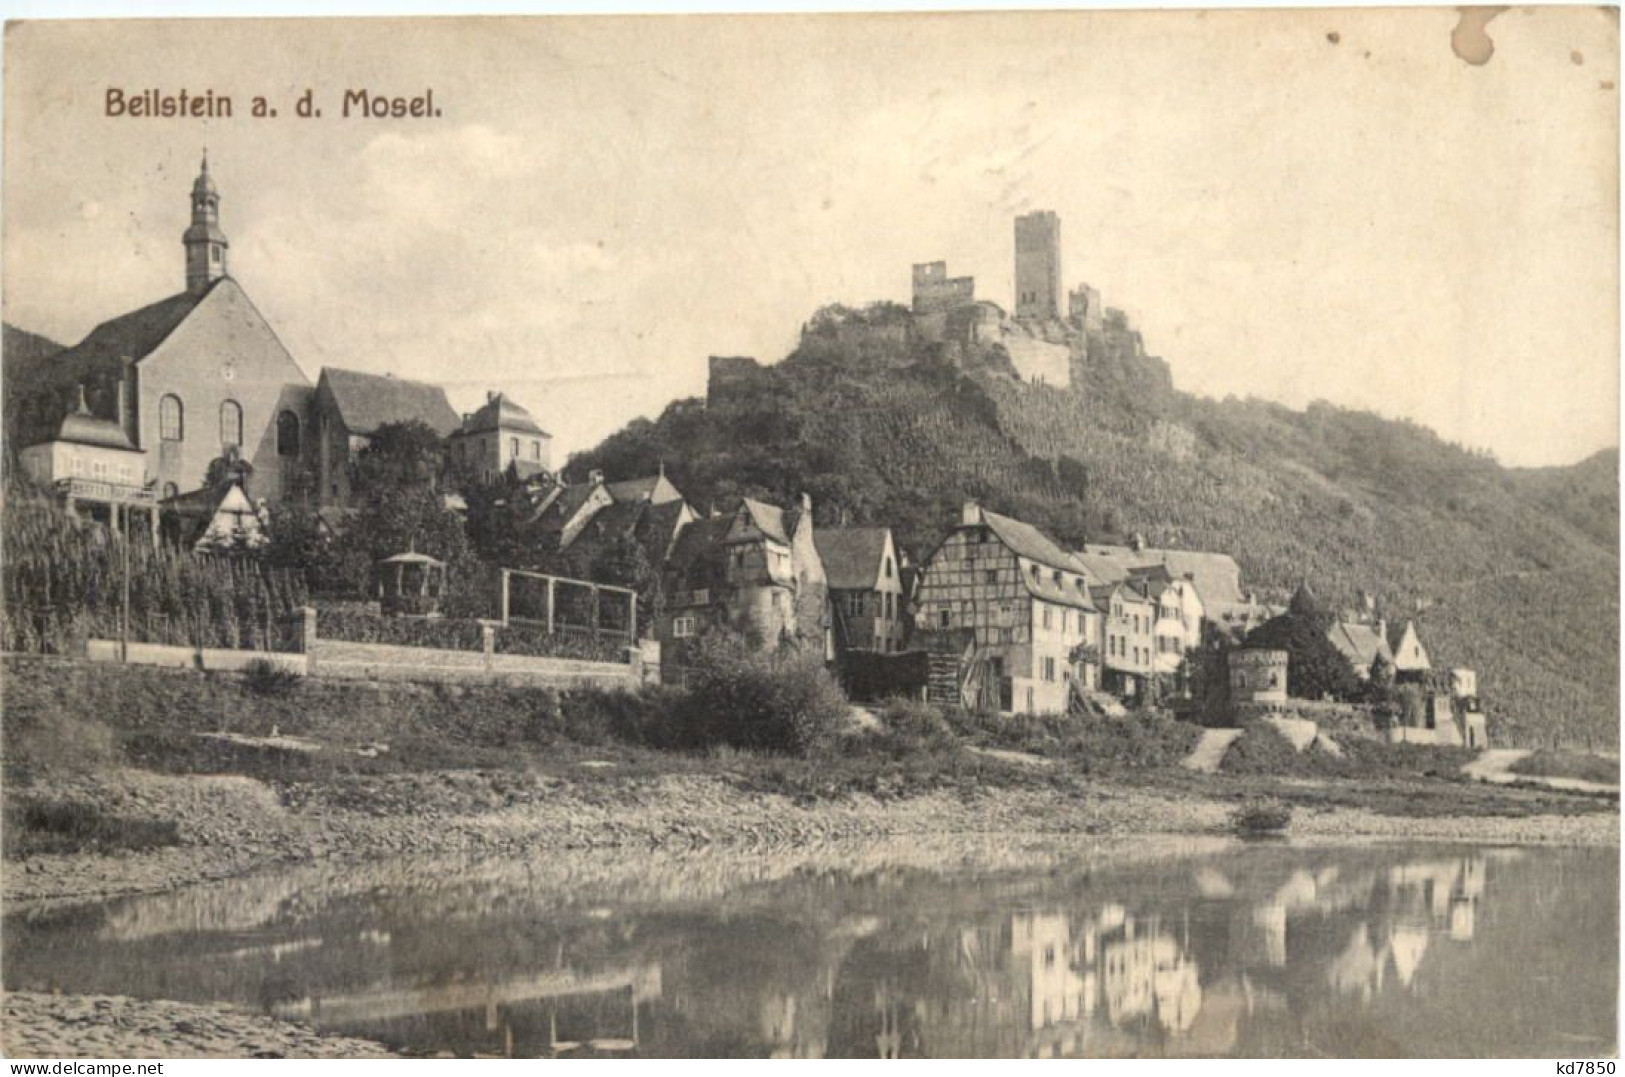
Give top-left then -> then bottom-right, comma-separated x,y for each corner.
447,392 -> 550,485
1092,579 -> 1155,700
11,158 -> 315,512
911,502 -> 1100,715
1126,564 -> 1206,679
655,496 -> 829,674
816,526 -> 907,656
312,367 -> 461,507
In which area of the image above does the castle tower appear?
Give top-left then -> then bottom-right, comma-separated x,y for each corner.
183,152 -> 228,293
1014,210 -> 1061,321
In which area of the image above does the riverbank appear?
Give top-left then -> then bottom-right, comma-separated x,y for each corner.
3,654 -> 1616,910
5,762 -> 1615,908
3,992 -> 398,1059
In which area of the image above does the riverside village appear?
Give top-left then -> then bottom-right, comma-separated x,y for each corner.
2,156 -> 1616,1060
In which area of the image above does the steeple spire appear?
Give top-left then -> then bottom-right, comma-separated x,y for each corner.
183,151 -> 228,293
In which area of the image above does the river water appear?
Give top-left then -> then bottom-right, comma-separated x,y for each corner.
4,840 -> 1616,1058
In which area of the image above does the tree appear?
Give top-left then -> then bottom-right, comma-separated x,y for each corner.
203,445 -> 254,491
264,504 -> 371,597
1366,650 -> 1398,705
582,530 -> 660,637
311,419 -> 484,608
354,420 -> 445,493
461,469 -> 555,569
1244,612 -> 1360,702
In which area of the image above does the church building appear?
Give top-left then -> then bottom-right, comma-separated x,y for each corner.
11,156 -> 317,511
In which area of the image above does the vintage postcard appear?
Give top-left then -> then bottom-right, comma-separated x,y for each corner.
1,8 -> 1618,1062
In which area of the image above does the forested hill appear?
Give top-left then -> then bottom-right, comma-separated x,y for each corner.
3,324 -> 65,389
3,324 -> 67,464
570,303 -> 1619,750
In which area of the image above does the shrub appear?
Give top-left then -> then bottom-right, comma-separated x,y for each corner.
869,698 -> 956,757
4,799 -> 182,857
1,698 -> 118,779
1505,750 -> 1618,786
316,609 -> 484,651
1220,719 -> 1475,779
1232,798 -> 1292,835
242,658 -> 301,698
495,622 -> 629,664
673,630 -> 849,755
554,686 -> 684,747
943,707 -> 1201,770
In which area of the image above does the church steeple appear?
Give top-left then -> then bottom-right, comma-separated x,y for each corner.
183,151 -> 228,293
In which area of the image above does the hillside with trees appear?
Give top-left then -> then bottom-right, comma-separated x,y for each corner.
567,303 -> 1619,750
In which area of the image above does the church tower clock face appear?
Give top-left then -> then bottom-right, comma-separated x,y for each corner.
221,359 -> 236,382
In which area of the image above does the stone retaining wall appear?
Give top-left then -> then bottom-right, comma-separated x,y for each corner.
308,638 -> 640,691
83,633 -> 642,691
86,640 -> 309,676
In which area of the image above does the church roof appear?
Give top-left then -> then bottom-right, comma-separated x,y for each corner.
320,367 -> 460,437
46,285 -> 216,373
453,392 -> 548,438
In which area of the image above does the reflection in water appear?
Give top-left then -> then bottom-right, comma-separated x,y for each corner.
4,843 -> 1615,1058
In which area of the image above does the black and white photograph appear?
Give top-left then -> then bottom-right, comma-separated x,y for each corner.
0,7 -> 1618,1061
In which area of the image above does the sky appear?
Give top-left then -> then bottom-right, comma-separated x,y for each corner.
4,9 -> 1618,467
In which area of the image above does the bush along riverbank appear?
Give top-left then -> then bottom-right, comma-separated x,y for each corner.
2,648 -> 1616,907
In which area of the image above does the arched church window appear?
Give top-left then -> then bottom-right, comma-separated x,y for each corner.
220,400 -> 243,448
276,410 -> 301,457
160,395 -> 184,441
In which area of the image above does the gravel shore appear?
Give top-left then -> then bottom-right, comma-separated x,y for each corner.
2,992 -> 397,1059
4,766 -> 1615,908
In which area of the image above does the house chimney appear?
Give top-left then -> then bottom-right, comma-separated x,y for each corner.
487,391 -> 497,404
800,491 -> 813,513
1130,532 -> 1146,552
588,469 -> 604,485
1376,617 -> 1388,644
962,500 -> 982,526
